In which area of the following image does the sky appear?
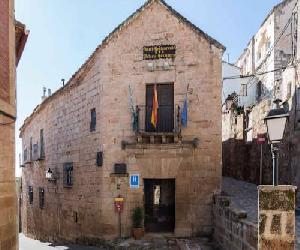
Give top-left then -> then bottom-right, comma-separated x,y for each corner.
15,0 -> 281,176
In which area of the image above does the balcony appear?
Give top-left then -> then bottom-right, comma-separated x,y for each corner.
134,105 -> 181,144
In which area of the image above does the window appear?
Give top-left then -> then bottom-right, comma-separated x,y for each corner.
266,40 -> 271,51
63,162 -> 73,187
28,186 -> 33,204
39,188 -> 44,209
96,151 -> 103,167
241,84 -> 247,96
40,129 -> 45,159
30,137 -> 33,161
23,148 -> 28,163
256,81 -> 262,101
32,143 -> 39,161
90,108 -> 96,132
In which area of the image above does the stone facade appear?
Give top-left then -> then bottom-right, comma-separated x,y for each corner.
0,1 -> 28,249
213,194 -> 258,250
258,185 -> 297,249
20,0 -> 224,243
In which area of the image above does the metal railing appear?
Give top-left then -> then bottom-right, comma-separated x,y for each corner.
135,105 -> 181,134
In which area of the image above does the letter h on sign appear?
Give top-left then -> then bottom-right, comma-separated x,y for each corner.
130,174 -> 139,189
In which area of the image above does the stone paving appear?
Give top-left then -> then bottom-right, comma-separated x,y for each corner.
222,177 -> 300,250
19,233 -> 216,250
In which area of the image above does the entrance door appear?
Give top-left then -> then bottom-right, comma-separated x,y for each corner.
144,179 -> 175,232
145,84 -> 174,132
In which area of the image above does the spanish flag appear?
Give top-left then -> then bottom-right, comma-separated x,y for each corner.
151,84 -> 158,128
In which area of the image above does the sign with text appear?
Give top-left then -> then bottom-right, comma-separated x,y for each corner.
143,45 -> 176,60
257,134 -> 266,144
114,197 -> 124,213
130,174 -> 140,189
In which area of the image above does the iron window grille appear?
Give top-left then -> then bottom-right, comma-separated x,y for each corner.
63,162 -> 73,188
96,152 -> 103,167
39,188 -> 44,209
28,186 -> 33,204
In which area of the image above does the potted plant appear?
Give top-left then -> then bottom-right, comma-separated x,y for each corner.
132,207 -> 144,240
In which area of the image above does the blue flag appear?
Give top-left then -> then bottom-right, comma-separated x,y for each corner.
181,94 -> 188,128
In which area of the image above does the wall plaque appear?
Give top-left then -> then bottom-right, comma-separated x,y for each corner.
143,45 -> 176,60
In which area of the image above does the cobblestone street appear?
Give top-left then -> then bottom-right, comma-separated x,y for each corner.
222,177 -> 300,249
19,233 -> 216,250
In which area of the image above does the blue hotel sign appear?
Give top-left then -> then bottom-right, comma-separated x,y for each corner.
130,174 -> 140,189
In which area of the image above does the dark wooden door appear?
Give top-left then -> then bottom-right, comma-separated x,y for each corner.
145,84 -> 174,132
144,179 -> 175,232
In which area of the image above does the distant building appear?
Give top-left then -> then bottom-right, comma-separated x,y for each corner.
222,61 -> 255,107
0,0 -> 28,249
222,0 -> 299,189
20,0 -> 224,243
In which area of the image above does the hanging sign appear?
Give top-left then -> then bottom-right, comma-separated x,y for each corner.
143,45 -> 176,60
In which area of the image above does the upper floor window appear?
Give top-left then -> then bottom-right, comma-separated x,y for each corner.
28,186 -> 33,204
29,137 -> 33,161
39,188 -> 44,209
63,162 -> 73,188
40,129 -> 45,159
90,108 -> 96,132
23,148 -> 28,163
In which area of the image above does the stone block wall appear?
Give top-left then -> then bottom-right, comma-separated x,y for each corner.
213,195 -> 258,250
0,0 -> 18,249
20,0 -> 223,242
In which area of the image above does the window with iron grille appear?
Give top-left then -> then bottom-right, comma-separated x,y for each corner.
28,186 -> 33,204
63,162 -> 73,187
39,188 -> 44,209
90,108 -> 96,132
40,129 -> 45,159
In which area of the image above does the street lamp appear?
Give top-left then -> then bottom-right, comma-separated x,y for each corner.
264,99 -> 289,186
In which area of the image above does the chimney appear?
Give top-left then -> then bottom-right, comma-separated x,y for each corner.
41,87 -> 47,101
61,78 -> 65,86
48,88 -> 52,96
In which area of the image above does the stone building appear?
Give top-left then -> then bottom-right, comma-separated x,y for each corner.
222,0 -> 299,187
20,0 -> 224,243
0,0 -> 28,249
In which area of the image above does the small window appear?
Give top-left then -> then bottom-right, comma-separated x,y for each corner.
90,108 -> 96,132
30,137 -> 33,161
241,84 -> 247,96
39,188 -> 44,209
32,143 -> 39,161
63,162 -> 73,187
28,186 -> 33,204
96,151 -> 103,167
256,81 -> 262,101
40,129 -> 45,159
296,88 -> 300,129
23,148 -> 28,163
